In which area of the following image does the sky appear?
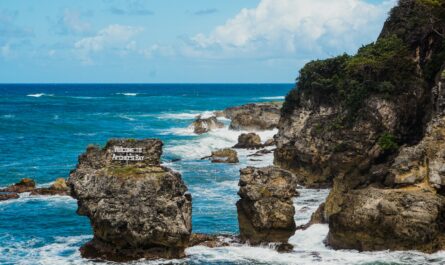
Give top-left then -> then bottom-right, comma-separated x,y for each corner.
0,0 -> 397,83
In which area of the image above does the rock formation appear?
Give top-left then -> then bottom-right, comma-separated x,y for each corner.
2,178 -> 36,193
67,139 -> 192,261
273,0 -> 445,252
237,166 -> 298,245
203,148 -> 239,163
31,178 -> 69,196
0,178 -> 69,201
233,133 -> 263,149
222,102 -> 282,130
191,115 -> 224,134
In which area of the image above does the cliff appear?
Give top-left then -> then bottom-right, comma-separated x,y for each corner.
274,0 -> 445,251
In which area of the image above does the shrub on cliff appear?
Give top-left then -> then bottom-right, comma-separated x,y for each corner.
283,35 -> 420,124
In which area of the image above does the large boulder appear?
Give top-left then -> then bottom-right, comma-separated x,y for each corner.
233,133 -> 262,149
223,102 -> 283,131
328,187 -> 445,253
209,148 -> 239,164
67,139 -> 192,261
237,166 -> 298,245
191,116 -> 224,134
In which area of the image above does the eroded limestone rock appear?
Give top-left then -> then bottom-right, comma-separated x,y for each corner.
68,139 -> 192,261
237,166 -> 298,245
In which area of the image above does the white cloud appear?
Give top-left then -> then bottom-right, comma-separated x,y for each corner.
61,10 -> 91,34
74,24 -> 143,63
189,0 -> 397,59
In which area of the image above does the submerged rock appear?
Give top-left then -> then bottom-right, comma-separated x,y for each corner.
223,102 -> 283,131
206,148 -> 239,164
233,133 -> 262,149
191,115 -> 224,134
237,166 -> 298,244
68,139 -> 192,261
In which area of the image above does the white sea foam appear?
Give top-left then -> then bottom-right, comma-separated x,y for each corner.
27,93 -> 54,98
116,93 -> 138,96
164,127 -> 277,160
158,110 -> 216,120
258,96 -> 285,100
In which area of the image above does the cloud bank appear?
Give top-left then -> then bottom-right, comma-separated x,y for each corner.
188,0 -> 396,59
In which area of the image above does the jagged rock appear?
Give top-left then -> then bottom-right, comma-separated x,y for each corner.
264,138 -> 275,147
233,133 -> 262,149
208,148 -> 239,164
0,192 -> 19,201
1,178 -> 36,193
223,102 -> 283,130
31,178 -> 69,196
67,139 -> 192,261
191,116 -> 224,134
247,149 -> 273,157
237,166 -> 298,244
51,178 -> 68,190
328,187 -> 445,253
188,234 -> 237,248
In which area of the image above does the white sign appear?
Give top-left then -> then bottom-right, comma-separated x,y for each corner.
112,146 -> 145,161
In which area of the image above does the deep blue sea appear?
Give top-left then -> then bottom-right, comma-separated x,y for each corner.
0,84 -> 444,265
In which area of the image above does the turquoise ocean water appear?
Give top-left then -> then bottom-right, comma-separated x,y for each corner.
0,84 -> 444,265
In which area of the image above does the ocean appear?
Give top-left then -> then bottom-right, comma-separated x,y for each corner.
0,84 -> 444,265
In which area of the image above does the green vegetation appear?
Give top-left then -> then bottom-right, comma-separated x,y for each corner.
378,132 -> 399,151
289,36 -> 419,125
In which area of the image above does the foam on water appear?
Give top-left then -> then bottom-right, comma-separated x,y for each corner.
157,111 -> 216,120
164,127 -> 277,160
116,93 -> 138,96
257,96 -> 285,100
26,93 -> 54,98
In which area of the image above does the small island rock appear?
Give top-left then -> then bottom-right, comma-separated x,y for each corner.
67,139 -> 192,261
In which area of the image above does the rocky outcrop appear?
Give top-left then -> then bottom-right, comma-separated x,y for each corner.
233,133 -> 262,149
273,0 -> 445,253
237,166 -> 298,245
67,139 -> 192,261
2,178 -> 36,193
328,187 -> 445,252
0,192 -> 19,201
223,102 -> 283,131
273,0 -> 445,188
0,178 -> 69,200
31,178 -> 69,196
203,148 -> 239,163
191,116 -> 224,134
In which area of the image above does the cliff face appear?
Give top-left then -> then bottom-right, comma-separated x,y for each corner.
275,0 -> 445,252
275,0 -> 445,188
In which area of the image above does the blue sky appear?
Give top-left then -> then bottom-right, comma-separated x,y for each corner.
0,0 -> 396,83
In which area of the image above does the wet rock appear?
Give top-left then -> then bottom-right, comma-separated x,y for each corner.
189,234 -> 237,248
233,133 -> 262,149
223,102 -> 283,131
0,192 -> 19,201
328,187 -> 445,253
1,178 -> 36,193
68,139 -> 192,261
247,149 -> 273,157
237,166 -> 298,244
191,115 -> 224,134
264,139 -> 275,147
208,148 -> 239,164
31,178 -> 70,196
